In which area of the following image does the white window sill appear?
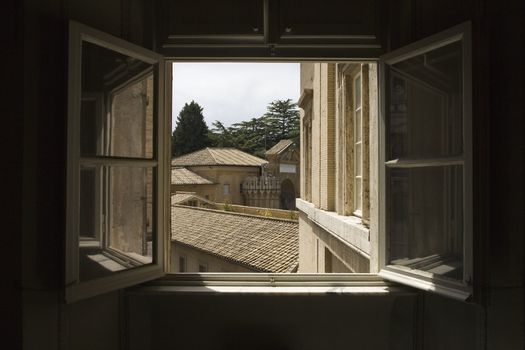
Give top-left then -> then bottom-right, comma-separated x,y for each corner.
131,273 -> 415,296
296,198 -> 370,257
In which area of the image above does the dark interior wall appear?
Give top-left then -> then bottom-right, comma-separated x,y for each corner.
12,0 -> 524,349
19,0 -> 151,349
128,292 -> 419,350
3,0 -> 23,348
386,1 -> 524,348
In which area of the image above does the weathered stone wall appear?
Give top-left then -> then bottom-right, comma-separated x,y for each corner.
171,243 -> 256,273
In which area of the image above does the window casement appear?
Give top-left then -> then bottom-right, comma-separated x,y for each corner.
66,21 -> 168,302
335,63 -> 370,225
298,89 -> 313,202
378,22 -> 472,300
353,72 -> 363,216
65,20 -> 472,302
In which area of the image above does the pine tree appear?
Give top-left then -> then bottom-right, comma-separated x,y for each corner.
263,99 -> 300,146
172,101 -> 212,157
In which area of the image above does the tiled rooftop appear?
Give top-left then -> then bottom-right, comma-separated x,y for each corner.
171,148 -> 268,167
171,192 -> 214,206
171,205 -> 298,273
171,167 -> 215,185
265,139 -> 294,155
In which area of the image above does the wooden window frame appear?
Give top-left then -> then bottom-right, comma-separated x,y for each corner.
378,22 -> 473,300
65,21 -> 169,303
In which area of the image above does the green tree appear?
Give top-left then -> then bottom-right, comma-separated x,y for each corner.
207,99 -> 300,157
263,99 -> 300,146
172,101 -> 212,156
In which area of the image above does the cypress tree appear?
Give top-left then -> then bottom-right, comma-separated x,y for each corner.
172,101 -> 212,156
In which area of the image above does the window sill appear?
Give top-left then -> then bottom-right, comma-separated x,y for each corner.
296,198 -> 370,257
379,266 -> 471,301
130,273 -> 416,296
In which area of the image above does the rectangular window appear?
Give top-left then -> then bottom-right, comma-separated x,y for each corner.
223,184 -> 230,195
380,23 -> 472,299
66,21 -> 166,302
198,262 -> 208,272
353,73 -> 363,216
179,256 -> 187,272
280,163 -> 297,173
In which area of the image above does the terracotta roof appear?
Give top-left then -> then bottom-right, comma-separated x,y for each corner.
265,139 -> 294,156
171,192 -> 214,206
172,148 -> 268,167
171,205 -> 298,273
171,167 -> 215,185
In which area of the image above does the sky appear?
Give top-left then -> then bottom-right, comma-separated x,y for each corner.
172,62 -> 300,130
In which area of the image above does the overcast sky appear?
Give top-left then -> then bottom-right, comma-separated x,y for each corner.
172,62 -> 300,130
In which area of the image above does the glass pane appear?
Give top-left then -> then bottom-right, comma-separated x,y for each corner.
354,178 -> 362,212
355,143 -> 362,176
79,165 -> 154,282
79,167 -> 98,240
354,109 -> 362,142
354,74 -> 361,109
108,166 -> 154,259
388,165 -> 463,281
387,40 -> 463,159
81,41 -> 154,158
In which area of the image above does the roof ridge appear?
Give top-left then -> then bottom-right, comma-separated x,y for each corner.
206,147 -> 220,164
171,204 -> 298,223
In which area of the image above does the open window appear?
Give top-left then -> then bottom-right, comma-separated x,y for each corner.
66,21 -> 169,302
378,23 -> 472,300
66,19 -> 473,302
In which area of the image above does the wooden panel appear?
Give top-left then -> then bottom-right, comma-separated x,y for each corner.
273,0 -> 380,45
159,0 -> 265,45
414,0 -> 473,39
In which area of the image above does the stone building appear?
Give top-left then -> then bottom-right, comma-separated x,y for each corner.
297,62 -> 377,273
265,139 -> 300,209
171,192 -> 215,209
171,147 -> 267,205
242,139 -> 300,209
171,205 -> 298,273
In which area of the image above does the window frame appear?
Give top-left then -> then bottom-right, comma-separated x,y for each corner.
377,22 -> 473,300
65,21 -> 169,303
64,22 -> 474,303
353,71 -> 363,217
164,35 -> 471,300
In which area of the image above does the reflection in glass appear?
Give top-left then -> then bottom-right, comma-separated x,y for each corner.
387,41 -> 463,159
388,166 -> 463,280
79,167 -> 98,241
108,166 -> 154,260
79,165 -> 154,282
385,39 -> 466,282
80,41 -> 154,158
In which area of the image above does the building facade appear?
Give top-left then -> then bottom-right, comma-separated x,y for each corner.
171,147 -> 267,205
297,62 -> 378,273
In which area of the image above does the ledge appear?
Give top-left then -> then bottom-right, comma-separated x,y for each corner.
129,273 -> 415,296
296,199 -> 370,258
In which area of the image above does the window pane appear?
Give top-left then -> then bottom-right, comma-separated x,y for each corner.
79,167 -> 98,240
387,40 -> 463,159
81,41 -> 154,158
79,165 -> 154,282
108,166 -> 154,259
354,75 -> 361,109
355,143 -> 362,176
354,178 -> 362,212
354,109 -> 362,142
388,165 -> 463,281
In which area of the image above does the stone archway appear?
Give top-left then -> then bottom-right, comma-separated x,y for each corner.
280,178 -> 296,210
